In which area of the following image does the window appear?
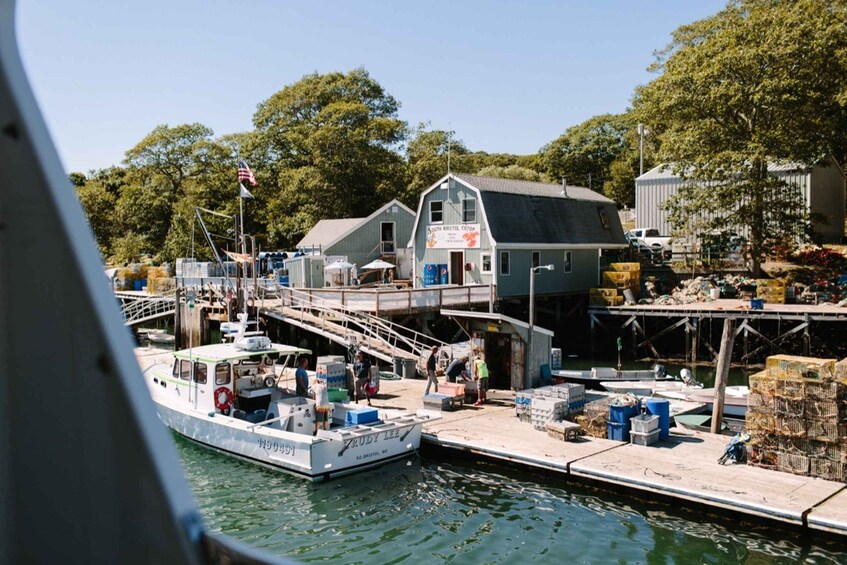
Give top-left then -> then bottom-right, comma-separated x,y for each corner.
193,362 -> 207,384
177,359 -> 191,381
481,253 -> 492,274
532,251 -> 540,269
499,251 -> 510,276
430,201 -> 443,223
598,206 -> 610,230
215,363 -> 231,385
462,199 -> 476,222
564,250 -> 572,273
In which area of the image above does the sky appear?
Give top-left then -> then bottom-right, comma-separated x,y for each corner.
16,1 -> 726,174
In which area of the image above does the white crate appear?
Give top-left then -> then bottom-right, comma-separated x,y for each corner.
630,414 -> 659,434
630,429 -> 660,446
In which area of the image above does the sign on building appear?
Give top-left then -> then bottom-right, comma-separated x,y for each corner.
426,224 -> 481,248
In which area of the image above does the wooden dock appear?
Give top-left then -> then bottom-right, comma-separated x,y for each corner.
133,348 -> 847,538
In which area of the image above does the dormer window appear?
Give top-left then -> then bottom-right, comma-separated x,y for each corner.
462,199 -> 476,222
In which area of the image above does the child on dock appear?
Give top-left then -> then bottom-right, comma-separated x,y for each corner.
473,351 -> 489,406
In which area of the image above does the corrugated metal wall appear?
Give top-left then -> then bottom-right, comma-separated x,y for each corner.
810,163 -> 846,243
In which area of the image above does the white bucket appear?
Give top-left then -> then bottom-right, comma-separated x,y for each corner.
709,288 -> 720,300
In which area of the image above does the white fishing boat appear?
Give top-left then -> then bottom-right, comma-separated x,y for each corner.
147,332 -> 176,344
682,386 -> 749,417
144,337 -> 432,480
551,365 -> 673,388
600,380 -> 702,396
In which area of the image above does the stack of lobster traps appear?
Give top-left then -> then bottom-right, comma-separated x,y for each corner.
746,355 -> 846,482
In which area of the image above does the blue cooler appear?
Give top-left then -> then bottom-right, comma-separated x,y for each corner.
346,407 -> 379,426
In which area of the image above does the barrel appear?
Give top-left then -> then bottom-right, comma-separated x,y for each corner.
646,398 -> 670,440
608,401 -> 641,424
607,421 -> 630,442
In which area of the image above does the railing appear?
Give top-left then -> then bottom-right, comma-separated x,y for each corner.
121,292 -> 177,326
273,284 -> 495,315
261,287 -> 460,367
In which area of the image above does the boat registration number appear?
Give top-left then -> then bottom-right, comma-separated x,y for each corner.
257,438 -> 295,456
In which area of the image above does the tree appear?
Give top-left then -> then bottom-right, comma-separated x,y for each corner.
475,164 -> 547,182
603,115 -> 659,207
252,69 -> 407,247
74,167 -> 127,257
405,125 -> 470,202
635,0 -> 847,275
539,113 -> 632,195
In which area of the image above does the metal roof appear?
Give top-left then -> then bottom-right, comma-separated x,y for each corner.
440,309 -> 555,337
454,173 -> 612,203
637,162 -> 810,181
297,218 -> 363,249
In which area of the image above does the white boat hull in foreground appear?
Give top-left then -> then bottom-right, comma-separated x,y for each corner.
600,380 -> 702,397
145,341 -> 433,480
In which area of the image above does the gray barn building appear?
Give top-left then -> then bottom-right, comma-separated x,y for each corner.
409,173 -> 628,297
635,158 -> 846,243
286,199 -> 416,288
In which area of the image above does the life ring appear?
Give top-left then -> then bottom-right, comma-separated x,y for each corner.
214,387 -> 234,412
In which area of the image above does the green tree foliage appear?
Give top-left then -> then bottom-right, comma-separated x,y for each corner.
405,125 -> 470,201
75,167 -> 127,257
539,113 -> 632,196
68,172 -> 86,187
475,164 -> 546,182
636,0 -> 847,274
253,68 -> 407,247
110,232 -> 148,265
603,116 -> 659,208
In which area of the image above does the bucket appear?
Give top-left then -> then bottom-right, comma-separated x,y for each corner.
709,288 -> 720,300
623,288 -> 636,304
750,298 -> 764,310
646,398 -> 670,440
607,421 -> 631,442
609,401 -> 641,424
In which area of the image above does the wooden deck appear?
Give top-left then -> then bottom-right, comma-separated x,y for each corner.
591,297 -> 847,321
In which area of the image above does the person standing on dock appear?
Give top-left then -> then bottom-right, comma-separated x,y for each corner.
354,351 -> 372,406
310,379 -> 330,435
473,351 -> 489,406
295,356 -> 310,398
425,345 -> 439,395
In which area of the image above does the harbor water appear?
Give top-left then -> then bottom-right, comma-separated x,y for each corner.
173,434 -> 847,564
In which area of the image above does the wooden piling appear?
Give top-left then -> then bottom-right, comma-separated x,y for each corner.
711,318 -> 735,434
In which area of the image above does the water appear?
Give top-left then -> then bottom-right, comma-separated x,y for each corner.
173,434 -> 847,564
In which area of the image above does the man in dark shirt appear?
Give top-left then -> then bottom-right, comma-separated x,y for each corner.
445,356 -> 468,383
353,350 -> 373,406
425,345 -> 439,395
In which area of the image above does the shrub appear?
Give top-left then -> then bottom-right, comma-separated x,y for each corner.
792,248 -> 847,270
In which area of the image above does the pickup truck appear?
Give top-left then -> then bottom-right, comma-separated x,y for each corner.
625,228 -> 672,262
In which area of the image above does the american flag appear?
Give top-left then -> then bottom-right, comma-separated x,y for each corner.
237,159 -> 257,186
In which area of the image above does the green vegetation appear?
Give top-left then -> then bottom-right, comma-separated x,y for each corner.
73,1 -> 847,266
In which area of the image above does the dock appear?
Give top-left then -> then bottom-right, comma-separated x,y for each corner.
133,348 -> 846,537
372,376 -> 847,537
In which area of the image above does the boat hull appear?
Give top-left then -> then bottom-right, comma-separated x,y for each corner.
152,398 -> 424,481
683,386 -> 749,417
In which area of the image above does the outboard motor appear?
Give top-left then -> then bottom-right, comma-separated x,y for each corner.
679,368 -> 702,387
653,364 -> 667,379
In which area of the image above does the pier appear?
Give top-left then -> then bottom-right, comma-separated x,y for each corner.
589,298 -> 847,362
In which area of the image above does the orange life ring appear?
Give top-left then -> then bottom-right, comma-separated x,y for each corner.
214,386 -> 234,412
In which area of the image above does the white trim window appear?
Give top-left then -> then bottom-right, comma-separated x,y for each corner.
564,250 -> 572,273
499,251 -> 510,276
481,253 -> 492,274
461,198 -> 476,222
430,200 -> 443,224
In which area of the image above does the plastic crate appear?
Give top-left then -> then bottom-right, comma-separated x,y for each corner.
630,414 -> 659,434
630,429 -> 660,446
327,388 -> 348,402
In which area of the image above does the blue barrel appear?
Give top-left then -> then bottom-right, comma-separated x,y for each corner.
438,264 -> 449,284
134,279 -> 143,291
607,421 -> 630,442
278,275 -> 289,287
646,398 -> 670,439
609,401 -> 641,424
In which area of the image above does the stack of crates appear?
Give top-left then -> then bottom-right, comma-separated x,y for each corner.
607,263 -> 641,297
589,287 -> 622,306
747,355 -> 846,482
316,362 -> 347,390
533,383 -> 586,415
515,391 -> 533,422
756,279 -> 786,304
530,397 -> 568,431
551,348 -> 562,370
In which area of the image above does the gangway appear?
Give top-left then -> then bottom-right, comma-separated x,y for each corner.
259,287 -> 455,370
119,292 -> 176,326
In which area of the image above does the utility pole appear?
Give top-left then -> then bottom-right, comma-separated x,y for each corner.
637,123 -> 648,176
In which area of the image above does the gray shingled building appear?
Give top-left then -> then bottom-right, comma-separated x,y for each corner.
409,173 -> 627,297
